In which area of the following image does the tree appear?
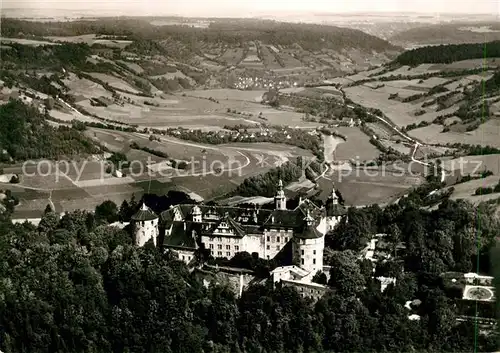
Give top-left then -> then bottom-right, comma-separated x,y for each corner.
312,271 -> 327,285
95,200 -> 118,223
328,250 -> 365,295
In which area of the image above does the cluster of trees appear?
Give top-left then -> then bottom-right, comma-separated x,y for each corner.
231,158 -> 303,197
474,179 -> 500,195
0,100 -> 102,161
394,41 -> 500,66
456,170 -> 494,184
402,120 -> 430,132
0,192 -> 498,352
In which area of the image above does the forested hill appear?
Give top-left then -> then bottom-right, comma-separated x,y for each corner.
389,22 -> 500,45
1,17 -> 399,52
393,41 -> 500,66
0,194 -> 499,352
0,100 -> 102,161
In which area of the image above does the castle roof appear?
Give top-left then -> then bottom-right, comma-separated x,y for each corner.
163,221 -> 198,250
295,223 -> 323,239
131,203 -> 158,221
325,200 -> 347,217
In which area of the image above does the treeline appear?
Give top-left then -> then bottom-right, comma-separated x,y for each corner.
0,100 -> 102,161
394,41 -> 500,66
475,179 -> 500,195
1,42 -> 91,70
231,158 -> 303,197
0,194 -> 499,352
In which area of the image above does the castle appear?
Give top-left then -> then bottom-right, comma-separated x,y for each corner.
131,181 -> 346,297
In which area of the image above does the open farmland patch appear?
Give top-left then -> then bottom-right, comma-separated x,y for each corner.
317,169 -> 424,206
49,109 -> 102,124
345,85 -> 457,127
380,140 -> 412,155
85,72 -> 140,94
260,45 -> 282,70
62,73 -> 113,98
375,64 -> 440,78
188,89 -> 266,102
219,48 -> 245,66
408,121 -> 500,148
446,175 -> 500,200
334,127 -> 381,162
442,154 -> 500,176
429,58 -> 500,71
117,60 -> 144,74
0,37 -> 58,46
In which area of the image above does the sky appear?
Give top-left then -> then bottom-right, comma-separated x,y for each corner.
2,0 -> 499,17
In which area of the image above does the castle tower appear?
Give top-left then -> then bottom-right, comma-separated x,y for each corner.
330,182 -> 339,205
131,203 -> 159,247
325,182 -> 346,231
293,209 -> 324,274
275,179 -> 287,210
192,205 -> 202,223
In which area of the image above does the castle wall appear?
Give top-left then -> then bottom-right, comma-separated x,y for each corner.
263,229 -> 293,260
202,235 -> 243,259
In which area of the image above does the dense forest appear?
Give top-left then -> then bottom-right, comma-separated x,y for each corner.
1,17 -> 398,53
394,40 -> 500,66
0,100 -> 102,161
0,191 -> 499,352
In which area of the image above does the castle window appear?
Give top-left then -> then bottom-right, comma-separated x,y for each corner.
313,259 -> 316,265
209,244 -> 214,249
182,255 -> 185,261
266,245 -> 270,250
235,245 -> 239,251
217,251 -> 222,256
226,252 -> 231,257
276,245 -> 279,251
277,236 -> 280,242
285,237 -> 288,242
301,258 -> 304,265
141,221 -> 144,226
313,250 -> 316,255
267,236 -> 270,242
301,250 -> 304,255
218,244 -> 222,250
226,245 -> 230,250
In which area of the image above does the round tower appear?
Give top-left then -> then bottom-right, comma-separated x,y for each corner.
131,203 -> 159,247
275,179 -> 287,210
293,210 -> 324,274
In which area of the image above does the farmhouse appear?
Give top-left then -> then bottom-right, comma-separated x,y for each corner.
130,181 -> 346,296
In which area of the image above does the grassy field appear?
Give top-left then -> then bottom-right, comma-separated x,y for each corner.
408,121 -> 500,148
334,127 -> 381,162
345,85 -> 460,127
0,37 -> 59,46
86,72 -> 140,94
317,166 -> 424,206
62,73 -> 113,99
219,48 -> 245,66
